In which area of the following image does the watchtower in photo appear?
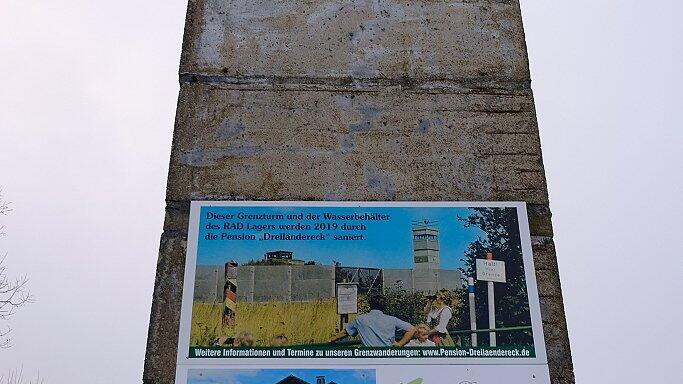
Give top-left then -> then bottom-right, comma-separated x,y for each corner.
412,224 -> 440,270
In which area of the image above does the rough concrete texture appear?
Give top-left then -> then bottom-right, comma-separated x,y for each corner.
180,0 -> 530,86
144,1 -> 574,383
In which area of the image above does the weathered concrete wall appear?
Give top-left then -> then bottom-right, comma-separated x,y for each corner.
236,265 -> 336,302
144,1 -> 574,383
193,265 -> 224,302
199,264 -> 459,303
179,0 -> 530,86
383,268 -> 414,291
382,268 -> 461,294
291,265 -> 337,301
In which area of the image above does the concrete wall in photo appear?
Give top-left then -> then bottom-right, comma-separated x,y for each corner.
193,265 -> 223,303
236,265 -> 336,302
197,265 -> 461,303
438,270 -> 462,292
383,269 -> 413,292
382,268 -> 461,294
144,1 -> 575,383
291,265 -> 337,302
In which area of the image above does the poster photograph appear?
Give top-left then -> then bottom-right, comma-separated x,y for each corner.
176,201 -> 546,367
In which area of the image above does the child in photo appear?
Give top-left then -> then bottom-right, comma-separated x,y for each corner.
406,324 -> 436,347
270,333 -> 289,346
233,331 -> 254,347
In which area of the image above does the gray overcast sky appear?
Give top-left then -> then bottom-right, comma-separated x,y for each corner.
0,1 -> 681,383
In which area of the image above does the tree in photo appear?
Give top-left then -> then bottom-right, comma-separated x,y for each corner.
457,207 -> 532,346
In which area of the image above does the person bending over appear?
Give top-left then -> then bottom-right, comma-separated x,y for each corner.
330,294 -> 416,347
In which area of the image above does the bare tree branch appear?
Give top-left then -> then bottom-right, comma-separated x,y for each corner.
0,255 -> 32,348
0,189 -> 31,349
0,188 -> 9,237
0,188 -> 11,216
0,186 -> 6,250
0,326 -> 11,349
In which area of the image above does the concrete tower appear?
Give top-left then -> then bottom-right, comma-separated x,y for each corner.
412,225 -> 440,270
411,224 -> 440,294
144,1 -> 574,383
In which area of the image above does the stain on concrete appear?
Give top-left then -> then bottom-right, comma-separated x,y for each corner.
306,2 -> 343,26
198,1 -> 299,69
337,133 -> 355,153
336,95 -> 382,133
350,61 -> 379,79
417,117 -> 442,134
216,118 -> 246,139
350,44 -> 387,78
334,94 -> 353,110
323,184 -> 347,201
364,165 -> 396,199
177,148 -> 219,167
177,142 -> 262,167
349,104 -> 381,132
224,142 -> 262,157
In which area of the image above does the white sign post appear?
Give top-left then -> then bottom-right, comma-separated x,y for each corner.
336,283 -> 358,329
476,252 -> 506,347
336,283 -> 358,314
476,256 -> 506,283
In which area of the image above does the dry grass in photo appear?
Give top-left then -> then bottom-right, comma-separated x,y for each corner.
190,299 -> 352,346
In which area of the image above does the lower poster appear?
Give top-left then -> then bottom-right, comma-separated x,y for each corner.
175,202 -> 550,382
175,366 -> 551,383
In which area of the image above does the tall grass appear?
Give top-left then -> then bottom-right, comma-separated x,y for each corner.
235,299 -> 340,346
190,299 -> 342,346
190,293 -> 462,347
190,302 -> 232,346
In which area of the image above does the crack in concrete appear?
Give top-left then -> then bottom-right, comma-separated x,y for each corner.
179,73 -> 532,96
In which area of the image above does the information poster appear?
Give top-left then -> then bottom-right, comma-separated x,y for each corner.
176,202 -> 550,383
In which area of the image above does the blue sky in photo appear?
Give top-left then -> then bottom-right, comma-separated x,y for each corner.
196,205 -> 488,270
187,369 -> 376,384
